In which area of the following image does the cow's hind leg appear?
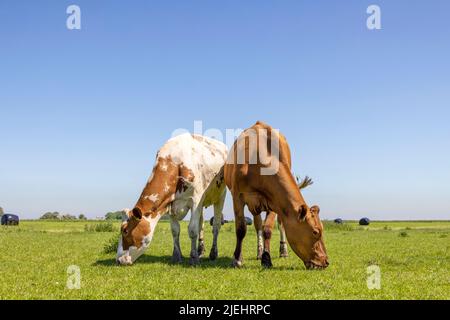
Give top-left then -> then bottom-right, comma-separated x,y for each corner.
232,196 -> 247,268
210,189 -> 225,261
278,215 -> 289,258
170,215 -> 183,264
198,214 -> 206,258
262,212 -> 276,268
188,205 -> 203,266
254,214 -> 264,260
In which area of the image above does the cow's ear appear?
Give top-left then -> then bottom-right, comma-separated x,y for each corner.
311,205 -> 320,215
132,207 -> 143,220
298,205 -> 308,221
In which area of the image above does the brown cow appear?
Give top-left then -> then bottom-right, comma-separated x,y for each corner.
224,121 -> 329,270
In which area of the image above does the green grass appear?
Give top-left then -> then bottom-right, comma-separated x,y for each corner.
0,220 -> 449,300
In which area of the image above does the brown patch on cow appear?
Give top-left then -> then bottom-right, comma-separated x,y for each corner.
121,214 -> 151,250
177,164 -> 195,193
136,156 -> 180,217
191,134 -> 204,142
192,134 -> 220,157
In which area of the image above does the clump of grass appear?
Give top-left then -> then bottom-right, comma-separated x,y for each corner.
323,221 -> 354,232
103,234 -> 120,254
399,231 -> 409,238
85,222 -> 114,233
384,225 -> 392,231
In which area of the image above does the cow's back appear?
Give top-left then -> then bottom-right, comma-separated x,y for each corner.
158,134 -> 227,207
225,121 -> 292,194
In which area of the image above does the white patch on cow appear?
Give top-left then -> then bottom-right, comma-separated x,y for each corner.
160,163 -> 169,172
164,183 -> 170,193
144,193 -> 159,203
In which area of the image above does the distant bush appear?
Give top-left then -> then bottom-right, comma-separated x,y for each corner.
85,222 -> 114,233
105,211 -> 125,220
0,207 -> 4,215
61,214 -> 77,220
399,231 -> 409,238
323,221 -> 354,232
40,212 -> 61,220
103,234 -> 120,254
78,214 -> 87,220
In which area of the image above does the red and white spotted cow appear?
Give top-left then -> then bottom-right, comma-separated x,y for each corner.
117,133 -> 228,266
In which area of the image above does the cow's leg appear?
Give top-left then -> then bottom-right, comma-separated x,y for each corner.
278,214 -> 289,258
254,214 -> 264,260
232,197 -> 247,268
170,215 -> 183,264
210,189 -> 226,261
188,205 -> 203,266
262,212 -> 276,268
197,214 -> 206,258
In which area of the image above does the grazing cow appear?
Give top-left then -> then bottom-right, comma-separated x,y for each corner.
253,176 -> 313,260
224,121 -> 329,270
117,133 -> 228,266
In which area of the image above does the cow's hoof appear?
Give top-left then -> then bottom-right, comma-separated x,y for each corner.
209,248 -> 218,261
232,259 -> 243,268
280,244 -> 288,258
189,256 -> 200,266
171,252 -> 183,264
198,242 -> 206,258
261,252 -> 273,269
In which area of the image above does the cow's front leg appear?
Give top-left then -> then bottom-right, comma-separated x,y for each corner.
210,189 -> 226,261
170,215 -> 183,264
188,205 -> 203,266
254,214 -> 264,260
232,197 -> 247,268
261,212 -> 276,268
197,214 -> 206,258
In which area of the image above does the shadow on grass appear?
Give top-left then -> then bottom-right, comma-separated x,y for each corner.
94,255 -> 309,272
94,255 -> 235,269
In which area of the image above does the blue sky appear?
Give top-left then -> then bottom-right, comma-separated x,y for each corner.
1,1 -> 449,220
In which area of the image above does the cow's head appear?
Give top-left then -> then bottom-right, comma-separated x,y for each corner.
116,207 -> 156,266
284,205 -> 329,270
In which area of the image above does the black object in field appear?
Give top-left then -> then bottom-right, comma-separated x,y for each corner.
1,214 -> 20,226
359,217 -> 370,226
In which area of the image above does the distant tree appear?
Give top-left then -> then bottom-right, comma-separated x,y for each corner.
61,214 -> 77,220
105,211 -> 125,220
78,214 -> 87,220
40,212 -> 61,220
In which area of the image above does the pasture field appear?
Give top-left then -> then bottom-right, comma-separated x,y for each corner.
0,219 -> 449,300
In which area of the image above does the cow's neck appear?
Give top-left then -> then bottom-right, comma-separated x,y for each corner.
267,166 -> 305,216
135,180 -> 175,218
